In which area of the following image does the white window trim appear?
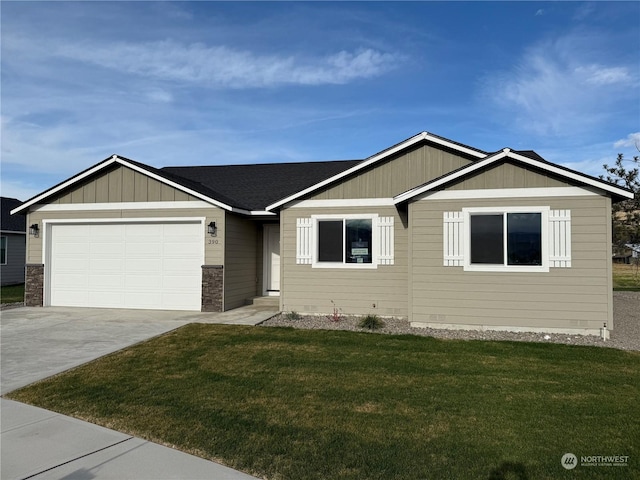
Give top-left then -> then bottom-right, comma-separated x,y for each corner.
311,214 -> 379,269
0,236 -> 7,265
462,206 -> 550,273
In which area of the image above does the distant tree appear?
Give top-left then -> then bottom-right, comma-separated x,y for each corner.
601,153 -> 640,252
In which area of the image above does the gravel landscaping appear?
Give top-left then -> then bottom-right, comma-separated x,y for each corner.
262,291 -> 640,351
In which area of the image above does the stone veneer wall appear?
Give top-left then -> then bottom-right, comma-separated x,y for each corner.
202,265 -> 223,312
25,264 -> 44,307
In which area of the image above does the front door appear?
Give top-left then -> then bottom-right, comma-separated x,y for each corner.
264,224 -> 280,295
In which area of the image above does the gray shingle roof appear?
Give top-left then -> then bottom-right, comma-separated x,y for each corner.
162,160 -> 362,211
1,197 -> 26,232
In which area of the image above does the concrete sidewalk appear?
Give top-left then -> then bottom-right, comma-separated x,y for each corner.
1,399 -> 259,479
1,305 -> 276,480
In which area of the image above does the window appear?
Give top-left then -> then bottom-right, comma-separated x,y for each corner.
296,215 -> 394,268
0,236 -> 6,265
317,218 -> 373,264
444,207 -> 571,271
469,212 -> 542,266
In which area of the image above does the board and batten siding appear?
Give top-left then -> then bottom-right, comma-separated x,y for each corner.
446,161 -> 572,190
52,166 -> 199,204
224,214 -> 259,310
309,144 -> 473,200
409,195 -> 614,332
281,206 -> 408,317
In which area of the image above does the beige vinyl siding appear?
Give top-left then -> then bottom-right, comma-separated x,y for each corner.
224,214 -> 259,310
26,207 -> 223,266
409,195 -> 614,331
52,166 -> 198,204
309,144 -> 473,200
281,206 -> 408,316
447,161 -> 573,190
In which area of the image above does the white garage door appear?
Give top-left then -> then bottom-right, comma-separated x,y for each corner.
49,222 -> 203,311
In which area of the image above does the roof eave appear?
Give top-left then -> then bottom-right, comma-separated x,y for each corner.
266,131 -> 487,211
393,149 -> 634,204
11,155 -> 236,215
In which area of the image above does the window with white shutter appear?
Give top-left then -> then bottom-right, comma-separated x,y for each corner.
443,212 -> 463,266
295,214 -> 394,268
442,207 -> 572,271
376,216 -> 394,265
549,210 -> 571,267
296,218 -> 312,264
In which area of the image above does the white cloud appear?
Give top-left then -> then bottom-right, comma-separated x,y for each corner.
55,40 -> 400,88
576,65 -> 632,86
535,9 -> 544,17
481,33 -> 638,137
614,132 -> 640,149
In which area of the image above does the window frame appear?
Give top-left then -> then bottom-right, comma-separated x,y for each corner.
462,207 -> 550,272
311,214 -> 379,269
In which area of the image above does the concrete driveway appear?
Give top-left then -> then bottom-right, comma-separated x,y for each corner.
1,305 -> 274,480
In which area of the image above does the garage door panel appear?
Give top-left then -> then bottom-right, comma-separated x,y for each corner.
125,275 -> 162,289
89,274 -> 125,289
50,222 -> 203,311
88,291 -> 125,307
90,258 -> 126,272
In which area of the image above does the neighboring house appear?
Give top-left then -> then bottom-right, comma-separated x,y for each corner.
11,132 -> 634,335
1,197 -> 27,286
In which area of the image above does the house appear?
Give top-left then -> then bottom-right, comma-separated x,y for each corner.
11,132 -> 634,335
1,197 -> 27,286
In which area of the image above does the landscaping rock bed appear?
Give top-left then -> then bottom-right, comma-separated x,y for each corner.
262,291 -> 640,351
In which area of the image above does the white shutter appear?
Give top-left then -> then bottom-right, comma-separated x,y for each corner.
443,212 -> 463,266
549,210 -> 571,267
376,216 -> 394,265
296,218 -> 312,264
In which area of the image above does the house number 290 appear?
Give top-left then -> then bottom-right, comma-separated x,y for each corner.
207,239 -> 219,245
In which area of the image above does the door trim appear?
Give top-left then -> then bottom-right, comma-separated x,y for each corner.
43,217 -> 205,308
262,224 -> 280,296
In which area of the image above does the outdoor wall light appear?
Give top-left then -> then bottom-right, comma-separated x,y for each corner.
208,221 -> 217,237
29,223 -> 40,237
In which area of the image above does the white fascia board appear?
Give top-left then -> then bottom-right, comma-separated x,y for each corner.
393,149 -> 634,204
118,157 -> 233,211
266,132 -> 487,211
290,198 -> 395,208
245,210 -> 277,216
10,155 -> 235,215
10,156 -> 119,215
393,151 -> 507,204
421,186 -> 600,200
33,200 -> 216,212
507,151 -> 634,199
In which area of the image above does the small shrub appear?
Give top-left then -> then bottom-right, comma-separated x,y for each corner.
358,314 -> 385,330
327,300 -> 343,322
286,311 -> 302,321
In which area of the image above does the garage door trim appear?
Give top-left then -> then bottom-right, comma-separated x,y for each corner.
43,217 -> 206,309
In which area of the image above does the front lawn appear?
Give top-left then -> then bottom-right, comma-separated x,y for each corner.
613,262 -> 640,290
7,325 -> 639,479
0,283 -> 24,303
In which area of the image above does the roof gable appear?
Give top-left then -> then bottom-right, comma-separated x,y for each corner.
265,131 -> 487,210
11,155 -> 239,215
393,148 -> 634,203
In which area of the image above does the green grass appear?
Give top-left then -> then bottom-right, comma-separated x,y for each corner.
7,325 -> 639,479
0,283 -> 24,303
613,263 -> 640,291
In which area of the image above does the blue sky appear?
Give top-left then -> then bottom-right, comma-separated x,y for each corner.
2,1 -> 639,201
